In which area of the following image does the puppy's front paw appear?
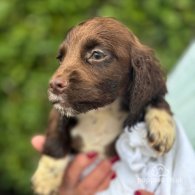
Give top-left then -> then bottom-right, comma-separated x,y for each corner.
145,108 -> 176,155
32,155 -> 69,195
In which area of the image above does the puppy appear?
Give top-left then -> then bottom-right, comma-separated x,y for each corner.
32,17 -> 175,195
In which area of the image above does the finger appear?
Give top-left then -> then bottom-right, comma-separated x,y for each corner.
97,171 -> 115,192
63,152 -> 98,187
77,159 -> 112,193
134,190 -> 154,195
31,135 -> 45,152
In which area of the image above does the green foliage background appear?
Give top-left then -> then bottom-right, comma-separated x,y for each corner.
0,0 -> 194,194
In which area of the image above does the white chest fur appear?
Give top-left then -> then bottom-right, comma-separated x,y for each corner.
71,99 -> 128,157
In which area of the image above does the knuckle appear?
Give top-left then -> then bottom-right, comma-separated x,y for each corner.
99,160 -> 111,171
98,160 -> 112,175
97,177 -> 111,192
78,183 -> 94,194
74,154 -> 88,167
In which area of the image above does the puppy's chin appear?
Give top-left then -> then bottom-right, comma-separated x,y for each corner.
53,103 -> 78,117
48,91 -> 78,117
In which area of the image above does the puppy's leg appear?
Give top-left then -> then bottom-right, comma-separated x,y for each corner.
145,98 -> 176,155
32,155 -> 70,195
32,108 -> 75,195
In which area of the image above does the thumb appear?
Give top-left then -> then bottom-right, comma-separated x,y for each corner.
134,190 -> 154,195
31,135 -> 45,152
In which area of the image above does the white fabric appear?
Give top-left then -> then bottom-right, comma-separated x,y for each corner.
97,120 -> 195,195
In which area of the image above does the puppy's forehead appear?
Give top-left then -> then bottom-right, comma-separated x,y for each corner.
65,18 -> 131,46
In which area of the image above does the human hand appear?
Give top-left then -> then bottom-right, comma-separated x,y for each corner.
31,135 -> 116,195
31,136 -> 154,195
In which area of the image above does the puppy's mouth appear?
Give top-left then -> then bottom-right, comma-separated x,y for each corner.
48,90 -> 78,116
48,90 -> 110,116
48,91 -> 65,105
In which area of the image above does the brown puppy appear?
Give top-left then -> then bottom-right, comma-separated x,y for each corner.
32,17 -> 175,195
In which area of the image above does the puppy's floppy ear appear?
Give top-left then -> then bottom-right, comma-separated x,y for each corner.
126,37 -> 167,125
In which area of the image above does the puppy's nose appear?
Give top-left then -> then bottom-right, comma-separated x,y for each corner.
49,78 -> 68,94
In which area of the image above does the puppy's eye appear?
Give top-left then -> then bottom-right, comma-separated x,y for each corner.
90,51 -> 105,60
56,51 -> 65,63
56,52 -> 64,63
85,49 -> 111,65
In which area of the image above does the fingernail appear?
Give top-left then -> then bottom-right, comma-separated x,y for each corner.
86,151 -> 98,159
134,191 -> 141,195
111,172 -> 116,180
110,155 -> 120,164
